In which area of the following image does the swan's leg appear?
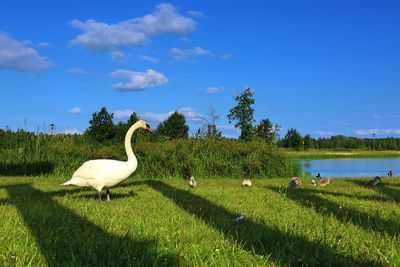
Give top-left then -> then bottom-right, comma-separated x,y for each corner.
98,191 -> 102,202
106,189 -> 111,202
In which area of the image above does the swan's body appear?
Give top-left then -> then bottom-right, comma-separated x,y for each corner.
242,179 -> 252,187
189,176 -> 197,188
288,177 -> 302,189
61,120 -> 151,202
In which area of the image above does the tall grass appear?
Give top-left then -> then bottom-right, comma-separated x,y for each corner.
0,131 -> 299,178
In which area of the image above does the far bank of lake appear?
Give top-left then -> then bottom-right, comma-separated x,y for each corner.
296,158 -> 400,178
287,149 -> 400,160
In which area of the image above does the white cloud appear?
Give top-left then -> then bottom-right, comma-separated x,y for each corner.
141,107 -> 204,123
217,125 -> 240,138
205,86 -> 224,94
111,69 -> 168,91
188,10 -> 206,19
37,42 -> 51,48
65,129 -> 81,135
141,111 -> 171,122
113,109 -> 135,120
178,107 -> 204,122
354,129 -> 400,135
65,68 -> 90,75
0,33 -> 54,73
113,107 -> 204,123
221,53 -> 232,59
372,114 -> 400,120
170,46 -> 212,60
69,3 -> 195,51
139,55 -> 159,64
110,50 -> 127,62
68,107 -> 82,114
315,131 -> 335,136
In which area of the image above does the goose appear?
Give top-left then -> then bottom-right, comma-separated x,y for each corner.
318,178 -> 331,187
189,176 -> 197,188
288,177 -> 302,189
365,176 -> 381,187
311,178 -> 317,187
241,179 -> 252,187
61,120 -> 152,202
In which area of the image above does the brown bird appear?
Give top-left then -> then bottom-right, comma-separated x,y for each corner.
288,177 -> 302,189
365,176 -> 381,187
318,178 -> 331,187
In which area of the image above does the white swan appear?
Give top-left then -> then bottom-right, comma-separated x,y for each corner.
61,120 -> 152,202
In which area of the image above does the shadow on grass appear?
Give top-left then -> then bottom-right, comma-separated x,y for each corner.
5,184 -> 179,266
268,186 -> 400,237
73,191 -> 138,200
0,161 -> 54,176
142,180 -> 375,266
349,180 -> 400,203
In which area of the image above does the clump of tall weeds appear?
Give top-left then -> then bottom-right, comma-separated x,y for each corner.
0,130 -> 299,178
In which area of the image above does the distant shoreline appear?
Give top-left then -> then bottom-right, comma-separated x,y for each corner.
285,149 -> 400,160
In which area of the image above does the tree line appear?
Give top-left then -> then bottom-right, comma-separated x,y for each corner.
85,88 -> 280,144
2,88 -> 400,150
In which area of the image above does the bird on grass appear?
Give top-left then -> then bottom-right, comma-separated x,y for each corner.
241,179 -> 252,187
318,178 -> 331,187
288,177 -> 302,189
311,178 -> 317,187
61,120 -> 152,202
365,176 -> 381,187
189,176 -> 197,188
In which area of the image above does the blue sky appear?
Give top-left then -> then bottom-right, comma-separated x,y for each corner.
1,0 -> 399,138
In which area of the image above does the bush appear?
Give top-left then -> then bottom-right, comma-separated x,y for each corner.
0,132 -> 299,179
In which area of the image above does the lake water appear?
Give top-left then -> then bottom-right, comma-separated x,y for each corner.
296,158 -> 400,178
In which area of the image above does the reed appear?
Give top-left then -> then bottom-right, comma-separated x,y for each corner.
0,131 -> 299,179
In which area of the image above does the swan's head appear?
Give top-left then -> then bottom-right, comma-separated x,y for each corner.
137,120 -> 152,132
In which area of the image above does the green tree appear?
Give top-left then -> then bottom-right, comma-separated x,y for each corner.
282,128 -> 302,149
227,88 -> 255,140
303,134 -> 312,150
156,111 -> 189,139
86,107 -> 116,142
256,118 -> 280,144
115,112 -> 140,141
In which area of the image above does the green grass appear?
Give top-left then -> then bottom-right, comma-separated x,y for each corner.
286,149 -> 400,160
1,176 -> 399,266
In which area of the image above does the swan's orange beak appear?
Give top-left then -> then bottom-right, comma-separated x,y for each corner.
145,123 -> 152,133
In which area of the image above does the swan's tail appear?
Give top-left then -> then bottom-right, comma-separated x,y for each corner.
60,180 -> 73,186
60,178 -> 77,186
60,177 -> 89,187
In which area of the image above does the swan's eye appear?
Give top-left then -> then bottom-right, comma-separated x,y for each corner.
145,123 -> 152,132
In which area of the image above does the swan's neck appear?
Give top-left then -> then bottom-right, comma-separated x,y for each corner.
125,122 -> 140,162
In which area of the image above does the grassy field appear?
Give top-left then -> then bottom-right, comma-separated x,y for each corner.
286,149 -> 400,160
0,176 -> 399,266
